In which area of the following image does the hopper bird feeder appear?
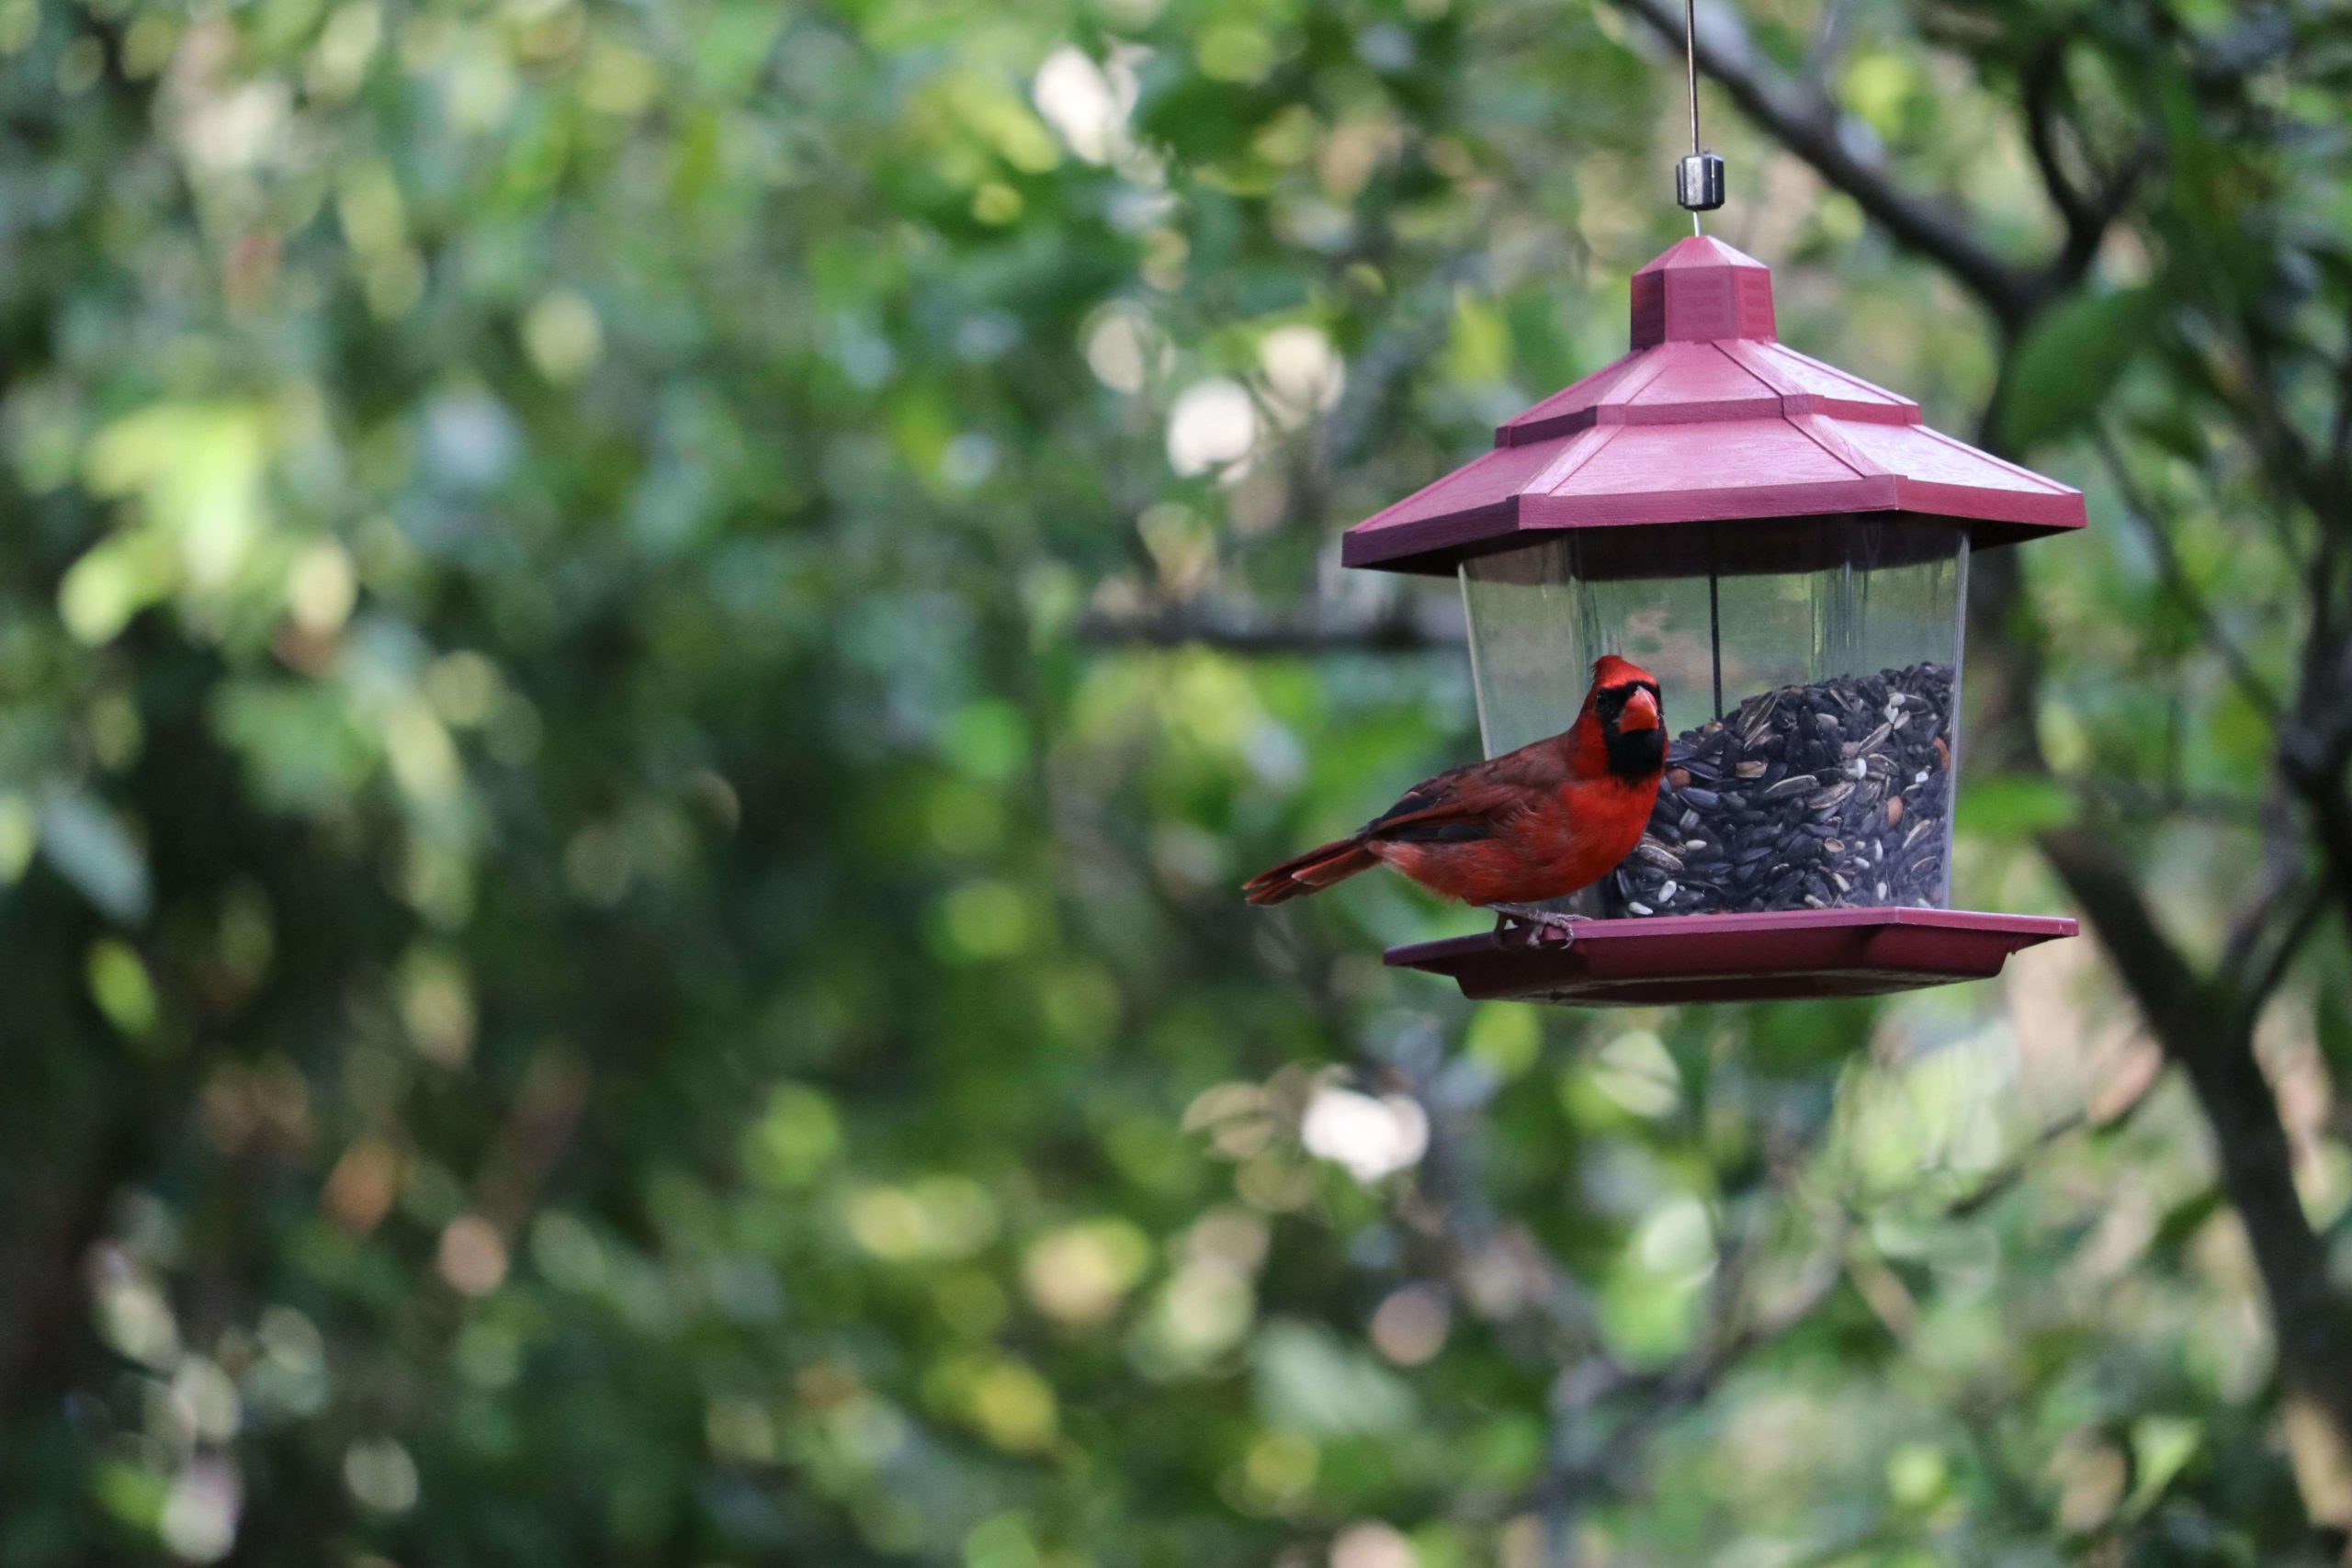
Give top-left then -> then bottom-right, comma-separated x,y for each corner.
1347,235 -> 2082,1005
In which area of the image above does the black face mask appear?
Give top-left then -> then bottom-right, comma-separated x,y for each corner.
1596,682 -> 1666,780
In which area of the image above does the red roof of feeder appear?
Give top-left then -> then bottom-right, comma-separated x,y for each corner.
1343,236 -> 2087,575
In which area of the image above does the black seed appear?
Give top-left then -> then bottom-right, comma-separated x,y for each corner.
1600,663 -> 1956,919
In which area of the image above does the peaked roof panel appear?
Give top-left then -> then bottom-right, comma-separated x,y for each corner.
1344,237 -> 2087,574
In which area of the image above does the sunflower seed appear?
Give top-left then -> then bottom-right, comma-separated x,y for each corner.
1599,662 -> 1956,919
1841,722 -> 1892,759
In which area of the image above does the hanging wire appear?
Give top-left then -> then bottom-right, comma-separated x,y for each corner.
1683,0 -> 1702,235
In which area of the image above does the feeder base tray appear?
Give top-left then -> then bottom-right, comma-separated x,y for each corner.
1386,907 -> 2075,1007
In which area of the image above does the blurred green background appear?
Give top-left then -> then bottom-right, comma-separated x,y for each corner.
3,0 -> 2350,1563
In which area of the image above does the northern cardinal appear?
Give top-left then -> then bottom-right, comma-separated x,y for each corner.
1244,656 -> 1665,937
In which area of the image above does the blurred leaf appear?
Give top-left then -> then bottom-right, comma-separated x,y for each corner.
2126,1416 -> 2203,1517
39,784 -> 151,924
85,940 -> 158,1042
1998,288 -> 2158,449
1252,1321 -> 1415,1438
1958,773 -> 2079,840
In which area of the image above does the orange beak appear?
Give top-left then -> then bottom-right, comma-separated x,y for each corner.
1621,686 -> 1661,732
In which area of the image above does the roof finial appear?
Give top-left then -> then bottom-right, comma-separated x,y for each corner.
1675,0 -> 1724,235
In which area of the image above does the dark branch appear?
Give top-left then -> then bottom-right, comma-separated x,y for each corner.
2040,824 -> 2352,1443
2090,426 -> 2282,718
1515,1224 -> 1848,1519
1604,0 -> 2352,1487
2232,879 -> 2331,1032
2036,825 -> 2209,1026
2285,768 -> 2352,942
2079,777 -> 2266,824
1943,1111 -> 2089,1221
1078,596 -> 1462,655
1611,0 -> 2043,327
2019,41 -> 2157,287
2021,43 -> 2098,239
1613,0 -> 2155,329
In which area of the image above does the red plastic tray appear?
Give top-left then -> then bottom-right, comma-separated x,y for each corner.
1385,907 -> 2075,1007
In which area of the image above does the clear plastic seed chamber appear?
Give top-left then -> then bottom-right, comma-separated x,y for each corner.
1462,517 -> 1965,919
1337,235 -> 2085,1003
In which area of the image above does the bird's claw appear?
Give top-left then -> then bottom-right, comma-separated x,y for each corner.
1489,904 -> 1580,947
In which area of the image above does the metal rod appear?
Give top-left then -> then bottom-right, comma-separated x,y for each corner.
1683,0 -> 1702,156
1708,545 -> 1724,720
1684,0 -> 1702,234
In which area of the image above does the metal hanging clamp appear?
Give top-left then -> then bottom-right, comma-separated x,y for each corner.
1674,0 -> 1722,228
1677,152 -> 1725,212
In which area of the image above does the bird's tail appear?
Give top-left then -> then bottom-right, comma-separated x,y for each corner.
1242,836 -> 1378,905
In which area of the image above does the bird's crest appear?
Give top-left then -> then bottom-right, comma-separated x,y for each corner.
1589,653 -> 1656,689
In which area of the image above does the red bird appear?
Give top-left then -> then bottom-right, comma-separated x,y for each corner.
1244,656 -> 1665,937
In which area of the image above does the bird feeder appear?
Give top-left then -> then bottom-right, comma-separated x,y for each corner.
1351,237 -> 2081,1005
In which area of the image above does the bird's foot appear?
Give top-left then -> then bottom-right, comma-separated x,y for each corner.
1488,904 -> 1581,947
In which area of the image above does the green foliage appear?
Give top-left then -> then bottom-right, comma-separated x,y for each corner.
1998,288 -> 2158,450
0,0 -> 2346,1565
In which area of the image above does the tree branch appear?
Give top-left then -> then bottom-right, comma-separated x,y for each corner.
2019,40 -> 2158,281
1942,1111 -> 2090,1221
1589,0 -> 2352,1514
2021,42 -> 2099,240
1511,1220 -> 1849,1536
1611,0 -> 2043,327
2039,825 -> 2352,1448
2036,825 -> 2208,1023
1078,595 -> 1462,655
1613,0 -> 2156,329
2232,879 -> 2331,1033
2285,767 -> 2352,942
2090,425 -> 2282,719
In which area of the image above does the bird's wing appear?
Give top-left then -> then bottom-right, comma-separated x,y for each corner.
1362,761 -> 1541,844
